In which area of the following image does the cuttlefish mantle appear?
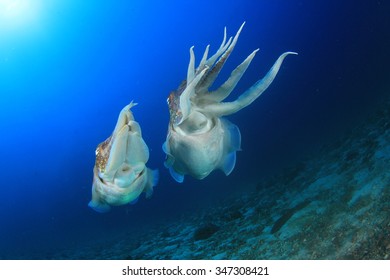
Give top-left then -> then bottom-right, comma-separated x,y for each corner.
163,22 -> 297,183
89,102 -> 159,213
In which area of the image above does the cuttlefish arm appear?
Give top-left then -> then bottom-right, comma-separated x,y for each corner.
196,22 -> 245,94
163,23 -> 296,182
176,66 -> 209,126
204,48 -> 259,103
89,102 -> 159,213
199,51 -> 297,117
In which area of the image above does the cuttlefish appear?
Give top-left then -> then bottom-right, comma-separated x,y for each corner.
163,22 -> 297,182
89,102 -> 159,213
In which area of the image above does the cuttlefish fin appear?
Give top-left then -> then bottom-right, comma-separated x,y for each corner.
221,152 -> 236,176
162,141 -> 172,163
169,167 -> 185,183
162,141 -> 176,168
201,51 -> 298,117
224,119 -> 242,152
88,200 -> 111,213
162,142 -> 183,182
129,196 -> 139,205
219,119 -> 241,175
144,168 -> 159,198
88,173 -> 112,213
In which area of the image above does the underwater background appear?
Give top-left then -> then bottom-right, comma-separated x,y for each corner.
0,0 -> 389,259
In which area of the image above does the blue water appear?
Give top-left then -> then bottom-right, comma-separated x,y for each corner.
0,0 -> 388,259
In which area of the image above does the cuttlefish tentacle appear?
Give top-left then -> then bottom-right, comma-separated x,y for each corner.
187,46 -> 196,84
199,51 -> 297,117
197,26 -> 230,73
197,22 -> 246,94
177,66 -> 209,125
202,48 -> 259,103
89,102 -> 159,213
163,23 -> 297,182
98,102 -> 137,180
198,44 -> 210,71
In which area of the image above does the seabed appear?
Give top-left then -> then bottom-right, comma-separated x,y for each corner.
42,97 -> 390,259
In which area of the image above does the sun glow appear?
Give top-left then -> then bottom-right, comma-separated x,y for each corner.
0,0 -> 41,30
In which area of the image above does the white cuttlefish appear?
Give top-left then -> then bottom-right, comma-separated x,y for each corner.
163,22 -> 297,183
89,102 -> 159,213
